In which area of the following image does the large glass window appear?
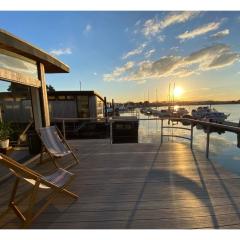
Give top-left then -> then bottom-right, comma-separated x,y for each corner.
96,98 -> 104,117
0,49 -> 38,79
0,81 -> 38,181
77,96 -> 89,118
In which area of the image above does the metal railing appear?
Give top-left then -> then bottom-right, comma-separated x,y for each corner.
53,116 -> 240,159
160,118 -> 194,149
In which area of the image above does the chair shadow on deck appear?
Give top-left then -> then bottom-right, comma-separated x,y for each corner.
0,188 -> 77,229
126,143 -> 238,229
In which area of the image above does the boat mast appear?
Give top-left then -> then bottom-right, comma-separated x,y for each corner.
156,88 -> 158,109
148,88 -> 149,103
172,82 -> 175,107
168,82 -> 171,110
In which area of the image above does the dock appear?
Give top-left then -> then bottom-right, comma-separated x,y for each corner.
1,139 -> 240,229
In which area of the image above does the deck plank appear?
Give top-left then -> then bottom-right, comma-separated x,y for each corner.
1,140 -> 240,229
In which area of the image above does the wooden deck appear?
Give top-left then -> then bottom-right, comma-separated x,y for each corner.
1,140 -> 240,229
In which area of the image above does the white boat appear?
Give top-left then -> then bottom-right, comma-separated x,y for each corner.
191,106 -> 211,119
203,111 -> 229,123
173,107 -> 189,117
157,109 -> 172,118
192,106 -> 229,123
180,114 -> 194,126
140,108 -> 152,115
151,109 -> 160,116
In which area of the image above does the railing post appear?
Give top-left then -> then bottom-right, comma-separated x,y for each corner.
161,118 -> 163,144
62,119 -> 66,140
190,123 -> 193,149
206,126 -> 210,159
110,120 -> 113,144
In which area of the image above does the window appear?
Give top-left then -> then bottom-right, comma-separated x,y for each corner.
96,98 -> 104,117
77,96 -> 89,118
0,49 -> 38,79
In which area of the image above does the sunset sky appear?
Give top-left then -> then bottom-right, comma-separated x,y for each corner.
1,11 -> 240,102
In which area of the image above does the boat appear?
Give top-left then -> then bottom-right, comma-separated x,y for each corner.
180,114 -> 194,126
173,107 -> 189,118
157,109 -> 172,118
151,108 -> 160,116
191,106 -> 211,119
192,106 -> 230,124
203,111 -> 229,124
140,108 -> 152,115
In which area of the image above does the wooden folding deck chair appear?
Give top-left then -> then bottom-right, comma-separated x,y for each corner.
0,153 -> 78,228
38,126 -> 79,169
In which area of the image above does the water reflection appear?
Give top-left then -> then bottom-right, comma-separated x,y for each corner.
122,104 -> 240,175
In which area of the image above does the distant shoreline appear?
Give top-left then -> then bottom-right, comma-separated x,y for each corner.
124,100 -> 240,107
158,101 -> 240,107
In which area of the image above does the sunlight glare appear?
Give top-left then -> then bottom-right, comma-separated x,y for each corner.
173,86 -> 184,98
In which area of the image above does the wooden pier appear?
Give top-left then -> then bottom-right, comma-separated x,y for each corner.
1,139 -> 240,229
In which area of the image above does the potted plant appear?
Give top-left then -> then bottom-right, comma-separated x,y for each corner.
0,121 -> 13,149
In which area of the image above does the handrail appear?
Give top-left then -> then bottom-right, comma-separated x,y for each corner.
160,118 -> 194,148
171,117 -> 240,133
53,116 -> 240,159
53,116 -> 240,133
162,126 -> 192,131
162,135 -> 192,141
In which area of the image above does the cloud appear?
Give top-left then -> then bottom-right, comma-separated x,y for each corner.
83,24 -> 92,34
207,52 -> 239,69
177,21 -> 221,41
103,61 -> 135,81
124,56 -> 183,81
103,44 -> 239,83
170,46 -> 180,52
135,20 -> 141,26
93,72 -> 97,76
184,44 -> 235,70
210,29 -> 230,40
157,35 -> 165,42
50,48 -> 72,56
122,43 -> 147,60
144,49 -> 156,58
142,11 -> 199,37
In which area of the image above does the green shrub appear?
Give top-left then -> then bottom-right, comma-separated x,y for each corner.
0,121 -> 13,141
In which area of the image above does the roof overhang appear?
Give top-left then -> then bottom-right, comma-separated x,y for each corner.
0,29 -> 70,73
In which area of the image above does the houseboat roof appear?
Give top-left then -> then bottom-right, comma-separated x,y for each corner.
47,91 -> 105,101
0,90 -> 105,102
0,29 -> 70,73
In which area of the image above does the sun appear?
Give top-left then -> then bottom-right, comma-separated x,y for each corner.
173,86 -> 184,98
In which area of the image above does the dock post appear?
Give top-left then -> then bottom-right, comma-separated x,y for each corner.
206,126 -> 210,159
238,120 -> 240,148
104,97 -> 108,121
161,118 -> 163,144
62,119 -> 66,140
110,121 -> 113,144
112,99 -> 115,117
190,123 -> 193,149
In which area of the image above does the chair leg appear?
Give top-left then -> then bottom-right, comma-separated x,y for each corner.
25,184 -> 78,227
23,181 -> 40,228
39,146 -> 45,164
9,177 -> 27,221
71,151 -> 80,165
9,177 -> 20,207
49,154 -> 60,169
42,150 -> 60,169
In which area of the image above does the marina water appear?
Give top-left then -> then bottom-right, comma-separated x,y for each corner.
122,104 -> 240,176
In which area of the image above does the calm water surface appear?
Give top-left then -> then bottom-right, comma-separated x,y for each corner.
122,104 -> 240,175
